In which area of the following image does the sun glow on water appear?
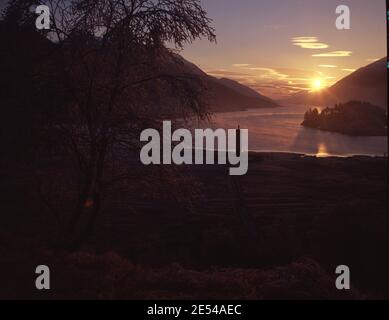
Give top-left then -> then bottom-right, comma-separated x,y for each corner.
316,143 -> 329,157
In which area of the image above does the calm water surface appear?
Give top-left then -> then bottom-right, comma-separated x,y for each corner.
206,104 -> 388,157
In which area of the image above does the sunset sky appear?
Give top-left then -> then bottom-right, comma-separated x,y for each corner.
182,0 -> 387,100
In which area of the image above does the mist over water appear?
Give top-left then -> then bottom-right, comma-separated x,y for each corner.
207,104 -> 388,157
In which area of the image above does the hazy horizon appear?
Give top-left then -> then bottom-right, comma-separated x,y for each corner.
182,0 -> 387,100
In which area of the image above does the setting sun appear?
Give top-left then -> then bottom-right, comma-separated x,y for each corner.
311,79 -> 324,91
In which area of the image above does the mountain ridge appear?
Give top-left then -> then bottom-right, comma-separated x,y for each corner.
172,54 -> 280,112
285,57 -> 387,109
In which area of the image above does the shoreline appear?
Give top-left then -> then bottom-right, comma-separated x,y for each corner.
247,150 -> 388,159
179,149 -> 388,160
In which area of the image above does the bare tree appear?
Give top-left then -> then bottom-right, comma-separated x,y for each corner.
4,0 -> 215,249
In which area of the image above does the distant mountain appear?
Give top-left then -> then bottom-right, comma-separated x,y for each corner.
171,55 -> 280,112
205,77 -> 279,111
216,77 -> 274,101
286,57 -> 387,109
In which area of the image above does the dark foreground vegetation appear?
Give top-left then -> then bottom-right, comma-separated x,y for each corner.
1,153 -> 388,299
302,101 -> 387,136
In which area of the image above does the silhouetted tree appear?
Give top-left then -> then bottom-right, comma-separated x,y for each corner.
2,0 -> 215,249
302,101 -> 387,136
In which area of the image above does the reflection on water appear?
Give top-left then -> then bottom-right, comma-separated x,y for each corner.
316,143 -> 329,158
205,104 -> 388,157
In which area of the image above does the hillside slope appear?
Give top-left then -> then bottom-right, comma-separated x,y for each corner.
172,55 -> 280,112
287,57 -> 387,109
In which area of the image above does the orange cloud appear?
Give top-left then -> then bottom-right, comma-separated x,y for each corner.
232,64 -> 252,67
318,65 -> 337,68
292,36 -> 329,49
312,51 -> 352,57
